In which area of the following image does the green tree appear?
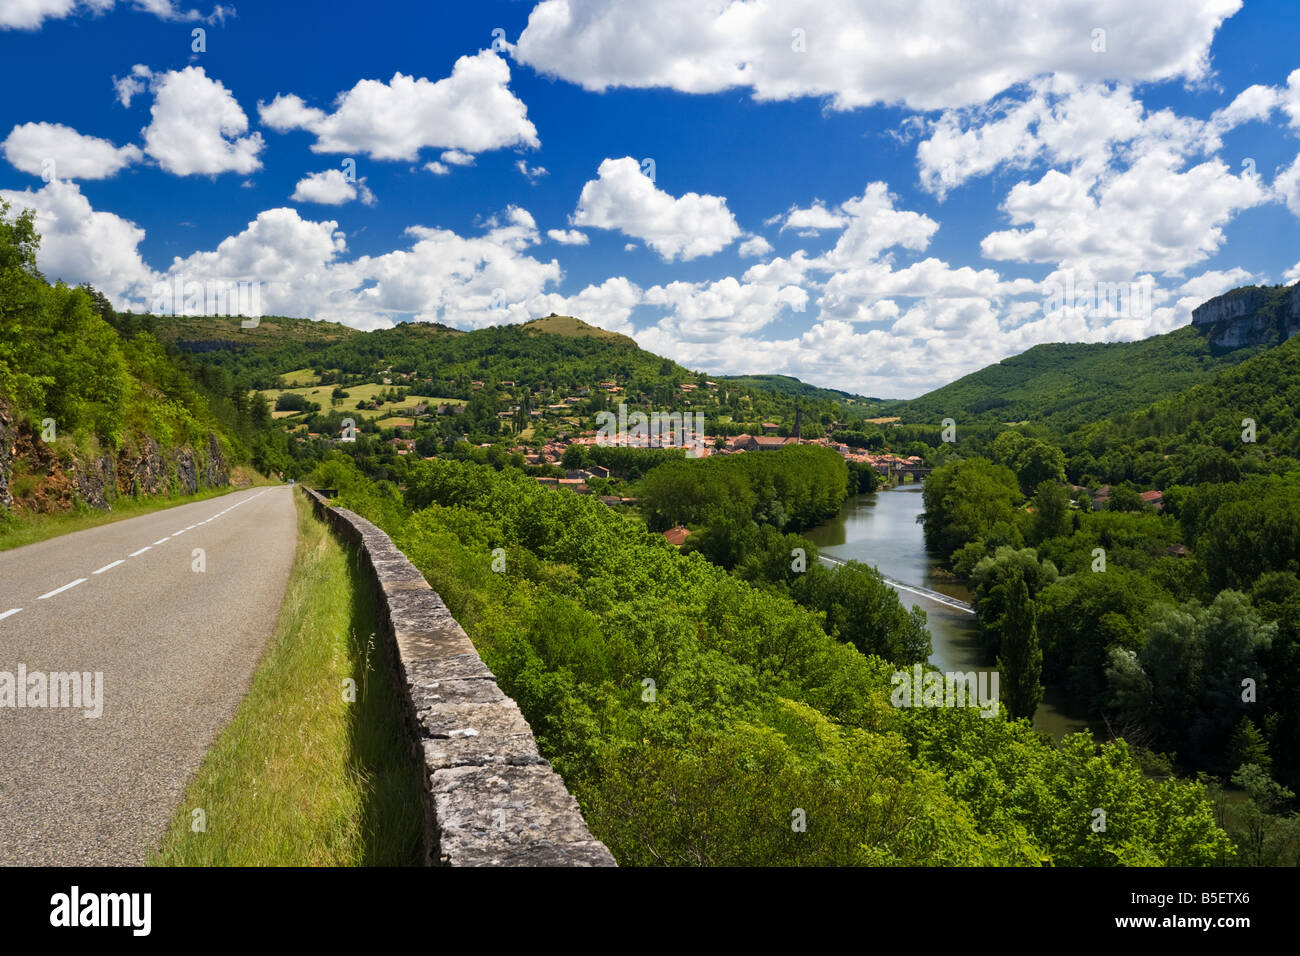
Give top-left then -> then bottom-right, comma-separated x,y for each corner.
996,578 -> 1043,721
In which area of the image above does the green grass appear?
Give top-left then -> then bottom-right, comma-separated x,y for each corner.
0,469 -> 275,553
150,489 -> 425,866
255,382 -> 466,420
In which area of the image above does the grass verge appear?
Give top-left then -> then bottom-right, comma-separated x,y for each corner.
150,488 -> 425,866
0,466 -> 277,553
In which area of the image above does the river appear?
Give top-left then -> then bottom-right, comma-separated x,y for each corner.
802,482 -> 1092,738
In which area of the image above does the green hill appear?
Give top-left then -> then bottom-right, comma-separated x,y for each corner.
717,373 -> 882,409
884,324 -> 1270,431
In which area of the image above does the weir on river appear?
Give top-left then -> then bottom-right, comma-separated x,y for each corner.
816,553 -> 976,614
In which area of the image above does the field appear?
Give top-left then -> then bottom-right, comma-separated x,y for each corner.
255,381 -> 467,422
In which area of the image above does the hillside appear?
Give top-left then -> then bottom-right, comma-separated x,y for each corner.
0,203 -> 276,519
717,373 -> 883,409
1062,327 -> 1300,488
522,313 -> 638,347
883,323 -> 1271,431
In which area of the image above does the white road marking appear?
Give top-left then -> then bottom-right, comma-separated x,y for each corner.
0,608 -> 22,621
38,578 -> 87,600
92,560 -> 125,575
185,525 -> 196,530
153,537 -> 170,545
128,547 -> 151,557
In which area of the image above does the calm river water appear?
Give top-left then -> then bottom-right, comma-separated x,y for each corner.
802,483 -> 1091,738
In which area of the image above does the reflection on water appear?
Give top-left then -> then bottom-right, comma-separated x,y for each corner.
803,483 -> 1091,738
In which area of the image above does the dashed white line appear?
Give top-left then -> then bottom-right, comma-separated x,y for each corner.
0,608 -> 22,621
38,578 -> 86,600
154,537 -> 170,545
128,547 -> 151,557
92,560 -> 125,575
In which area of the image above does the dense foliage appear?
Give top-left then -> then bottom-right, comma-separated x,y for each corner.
308,452 -> 1233,866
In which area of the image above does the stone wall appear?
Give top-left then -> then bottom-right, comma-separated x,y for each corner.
302,486 -> 616,867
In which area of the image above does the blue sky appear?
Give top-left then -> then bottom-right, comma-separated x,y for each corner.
2,0 -> 1298,398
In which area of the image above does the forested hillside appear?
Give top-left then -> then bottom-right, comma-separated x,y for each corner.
884,324 -> 1270,431
0,203 -> 282,521
307,451 -> 1231,866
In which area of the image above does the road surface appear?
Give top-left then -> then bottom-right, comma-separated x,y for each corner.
0,485 -> 296,865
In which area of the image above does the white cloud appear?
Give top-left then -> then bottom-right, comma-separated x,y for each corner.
1285,261 -> 1300,284
291,169 -> 375,206
980,157 -> 1268,277
778,200 -> 846,234
738,235 -> 773,257
0,179 -> 155,306
571,156 -> 740,261
425,161 -> 449,175
2,122 -> 142,179
258,51 -> 538,161
547,228 -> 588,245
528,276 -> 642,334
113,63 -> 153,107
812,182 -> 939,267
440,149 -> 475,166
1276,153 -> 1300,219
140,66 -> 264,176
513,0 -> 1240,113
517,159 -> 548,181
0,0 -> 230,30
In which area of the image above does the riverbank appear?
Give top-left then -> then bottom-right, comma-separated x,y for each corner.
802,483 -> 1096,738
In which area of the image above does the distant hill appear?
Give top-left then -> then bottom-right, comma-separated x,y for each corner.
717,374 -> 882,408
151,313 -> 365,350
523,314 -> 638,347
882,323 -> 1271,432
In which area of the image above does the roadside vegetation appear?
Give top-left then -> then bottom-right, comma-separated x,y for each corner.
151,489 -> 423,866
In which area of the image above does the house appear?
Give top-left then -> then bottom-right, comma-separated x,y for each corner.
1091,485 -> 1112,510
663,526 -> 692,547
590,465 -> 611,479
558,478 -> 589,493
535,477 -> 559,486
728,433 -> 756,451
753,435 -> 792,451
1140,490 -> 1165,509
500,380 -> 516,387
761,422 -> 779,435
599,495 -> 622,506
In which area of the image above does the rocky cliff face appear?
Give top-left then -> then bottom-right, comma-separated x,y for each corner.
0,419 -> 232,517
1191,282 -> 1300,349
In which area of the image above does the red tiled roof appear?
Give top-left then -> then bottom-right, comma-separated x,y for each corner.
663,526 -> 692,546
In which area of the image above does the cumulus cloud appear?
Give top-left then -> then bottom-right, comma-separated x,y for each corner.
1276,153 -> 1300,219
547,228 -> 588,245
738,235 -> 773,257
980,158 -> 1268,277
513,0 -> 1240,112
0,179 -> 155,306
138,66 -> 264,176
571,156 -> 740,261
2,122 -> 142,179
258,51 -> 538,161
290,169 -> 375,206
778,200 -> 846,234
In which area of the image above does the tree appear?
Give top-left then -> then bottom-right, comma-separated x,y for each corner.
1031,480 -> 1072,543
996,578 -> 1043,721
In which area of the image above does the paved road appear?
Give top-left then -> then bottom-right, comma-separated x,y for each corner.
0,485 -> 297,865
